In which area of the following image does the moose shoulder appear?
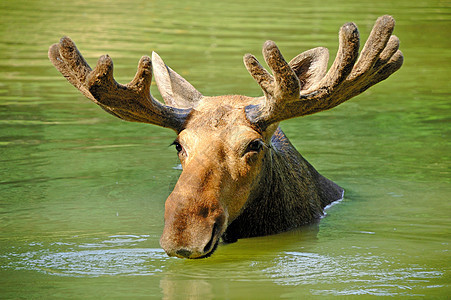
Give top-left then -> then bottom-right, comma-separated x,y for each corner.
49,15 -> 403,259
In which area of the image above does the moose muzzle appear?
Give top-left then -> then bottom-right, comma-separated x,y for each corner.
159,166 -> 228,259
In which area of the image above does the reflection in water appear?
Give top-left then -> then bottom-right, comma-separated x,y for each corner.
160,276 -> 213,300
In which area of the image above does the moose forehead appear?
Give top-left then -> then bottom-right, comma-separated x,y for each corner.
188,95 -> 254,127
179,95 -> 263,147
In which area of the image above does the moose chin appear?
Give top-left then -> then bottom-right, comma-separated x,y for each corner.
49,15 -> 402,259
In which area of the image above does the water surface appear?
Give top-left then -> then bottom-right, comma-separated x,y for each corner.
0,0 -> 450,298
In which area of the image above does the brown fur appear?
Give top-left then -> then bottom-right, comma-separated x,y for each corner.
223,127 -> 342,242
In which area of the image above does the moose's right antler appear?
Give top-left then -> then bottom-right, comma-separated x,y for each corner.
48,37 -> 191,132
244,15 -> 404,129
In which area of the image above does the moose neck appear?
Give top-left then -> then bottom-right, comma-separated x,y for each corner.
222,127 -> 343,243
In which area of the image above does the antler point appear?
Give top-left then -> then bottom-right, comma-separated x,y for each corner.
341,22 -> 359,37
59,36 -> 75,49
243,53 -> 258,66
138,55 -> 152,71
98,54 -> 112,64
263,40 -> 277,52
140,55 -> 151,62
379,15 -> 395,24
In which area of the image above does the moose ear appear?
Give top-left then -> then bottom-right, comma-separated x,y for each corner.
152,52 -> 203,108
289,47 -> 329,91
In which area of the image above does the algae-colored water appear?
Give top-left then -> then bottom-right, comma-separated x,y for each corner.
0,0 -> 449,298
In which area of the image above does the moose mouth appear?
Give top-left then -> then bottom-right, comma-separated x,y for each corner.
196,240 -> 219,259
174,221 -> 221,259
198,222 -> 221,259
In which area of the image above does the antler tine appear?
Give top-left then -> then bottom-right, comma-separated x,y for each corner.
262,40 -> 300,100
48,37 -> 94,101
349,15 -> 395,80
243,41 -> 301,127
245,15 -> 403,129
320,15 -> 403,102
316,22 -> 360,92
243,53 -> 274,98
48,37 -> 190,132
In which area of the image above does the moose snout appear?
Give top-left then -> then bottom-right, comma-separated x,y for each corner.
160,216 -> 225,259
165,221 -> 222,259
160,194 -> 227,259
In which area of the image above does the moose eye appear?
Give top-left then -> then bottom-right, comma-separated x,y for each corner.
171,141 -> 183,153
246,139 -> 264,153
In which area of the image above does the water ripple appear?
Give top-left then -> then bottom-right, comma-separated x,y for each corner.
264,251 -> 444,296
1,235 -> 168,277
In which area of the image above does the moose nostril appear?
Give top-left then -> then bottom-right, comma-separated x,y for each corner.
176,249 -> 192,258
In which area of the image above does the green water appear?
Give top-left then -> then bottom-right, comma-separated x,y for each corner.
0,0 -> 450,298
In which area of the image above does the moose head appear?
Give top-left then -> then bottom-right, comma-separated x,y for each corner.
49,15 -> 403,258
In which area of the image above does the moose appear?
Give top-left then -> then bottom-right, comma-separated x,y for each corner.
49,15 -> 403,259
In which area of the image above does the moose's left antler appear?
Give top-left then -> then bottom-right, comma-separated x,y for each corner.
244,15 -> 404,129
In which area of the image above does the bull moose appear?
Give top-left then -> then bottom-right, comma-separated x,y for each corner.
49,15 -> 403,259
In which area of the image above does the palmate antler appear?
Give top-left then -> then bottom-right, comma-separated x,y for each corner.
244,15 -> 404,129
48,37 -> 192,132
